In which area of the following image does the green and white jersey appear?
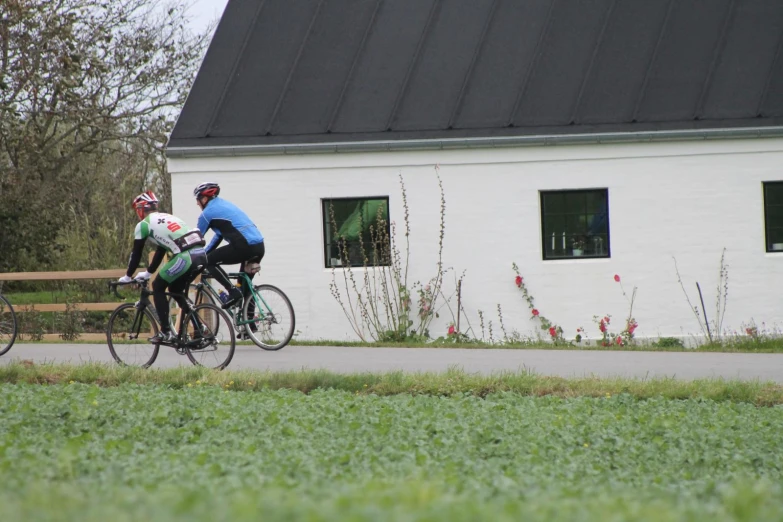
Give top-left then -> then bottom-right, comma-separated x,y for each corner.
134,212 -> 193,255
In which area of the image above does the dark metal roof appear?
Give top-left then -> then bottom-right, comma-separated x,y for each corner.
168,0 -> 783,150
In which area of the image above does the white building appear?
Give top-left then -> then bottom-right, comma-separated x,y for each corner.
166,0 -> 783,344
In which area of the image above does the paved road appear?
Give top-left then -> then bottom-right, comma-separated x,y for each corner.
3,343 -> 783,382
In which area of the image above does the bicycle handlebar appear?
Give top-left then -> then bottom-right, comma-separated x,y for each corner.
108,280 -> 148,299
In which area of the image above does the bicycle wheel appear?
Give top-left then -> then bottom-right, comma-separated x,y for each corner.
190,284 -> 217,307
183,303 -> 235,370
243,284 -> 295,351
0,294 -> 18,356
106,303 -> 160,368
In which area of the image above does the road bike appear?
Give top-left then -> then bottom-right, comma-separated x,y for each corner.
0,293 -> 17,356
186,268 -> 295,351
106,280 -> 236,369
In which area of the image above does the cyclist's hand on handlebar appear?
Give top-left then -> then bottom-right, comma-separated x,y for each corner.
134,271 -> 152,282
118,275 -> 133,284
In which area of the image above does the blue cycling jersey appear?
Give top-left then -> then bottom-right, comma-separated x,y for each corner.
197,197 -> 264,252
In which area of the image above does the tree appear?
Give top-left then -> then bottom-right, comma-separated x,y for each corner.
0,0 -> 213,273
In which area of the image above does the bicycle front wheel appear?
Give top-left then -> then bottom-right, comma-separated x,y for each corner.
184,303 -> 235,370
0,294 -> 18,356
106,303 -> 160,368
243,284 -> 295,351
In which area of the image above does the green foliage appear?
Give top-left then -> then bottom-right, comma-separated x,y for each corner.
0,0 -> 212,273
18,305 -> 46,341
655,337 -> 686,348
56,298 -> 84,341
0,383 -> 781,521
1,362 -> 781,406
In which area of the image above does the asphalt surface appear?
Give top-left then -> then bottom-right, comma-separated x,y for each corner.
2,343 -> 782,382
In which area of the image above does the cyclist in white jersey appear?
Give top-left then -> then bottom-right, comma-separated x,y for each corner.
117,191 -> 207,343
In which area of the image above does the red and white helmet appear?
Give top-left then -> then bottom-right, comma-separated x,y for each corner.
194,182 -> 220,199
132,191 -> 159,219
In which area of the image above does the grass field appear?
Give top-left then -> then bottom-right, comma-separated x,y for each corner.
0,364 -> 781,521
13,336 -> 783,353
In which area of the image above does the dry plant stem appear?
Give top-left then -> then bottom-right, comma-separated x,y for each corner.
672,255 -> 709,339
416,168 -> 448,338
329,205 -> 371,341
716,248 -> 729,338
497,303 -> 509,343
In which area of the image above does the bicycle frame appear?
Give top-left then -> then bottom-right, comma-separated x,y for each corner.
194,271 -> 273,329
112,282 -> 201,344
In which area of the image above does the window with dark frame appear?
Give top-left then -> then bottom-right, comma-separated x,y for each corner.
322,197 -> 391,268
764,181 -> 783,252
540,189 -> 610,260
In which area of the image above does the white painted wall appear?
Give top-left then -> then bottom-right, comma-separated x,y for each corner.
168,137 -> 783,344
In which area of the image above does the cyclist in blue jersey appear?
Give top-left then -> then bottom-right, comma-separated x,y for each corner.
194,182 -> 265,310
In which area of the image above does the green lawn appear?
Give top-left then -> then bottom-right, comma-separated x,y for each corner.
0,370 -> 781,521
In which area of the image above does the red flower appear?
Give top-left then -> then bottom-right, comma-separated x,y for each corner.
532,309 -> 540,316
614,274 -> 621,282
604,316 -> 610,324
448,325 -> 455,335
549,326 -> 557,337
515,275 -> 523,287
616,336 -> 623,345
599,321 -> 606,333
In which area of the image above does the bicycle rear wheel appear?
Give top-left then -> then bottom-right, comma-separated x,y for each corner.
184,303 -> 235,370
106,303 -> 160,368
243,284 -> 295,351
0,294 -> 18,356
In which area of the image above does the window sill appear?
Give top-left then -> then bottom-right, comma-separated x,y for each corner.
543,255 -> 611,262
324,265 -> 392,271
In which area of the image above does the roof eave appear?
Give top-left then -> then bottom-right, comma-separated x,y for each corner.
165,126 -> 783,158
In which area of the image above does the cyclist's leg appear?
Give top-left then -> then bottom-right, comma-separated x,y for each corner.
169,249 -> 207,331
242,242 -> 266,331
154,252 -> 195,336
207,240 -> 258,307
207,243 -> 246,290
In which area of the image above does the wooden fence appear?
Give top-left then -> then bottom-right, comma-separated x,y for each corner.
0,267 -> 151,341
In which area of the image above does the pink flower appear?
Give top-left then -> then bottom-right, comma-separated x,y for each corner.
448,325 -> 455,335
614,274 -> 621,282
549,327 -> 557,337
515,275 -> 523,287
532,309 -> 540,317
616,336 -> 623,345
604,316 -> 610,324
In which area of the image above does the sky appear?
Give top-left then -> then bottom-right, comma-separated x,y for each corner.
184,0 -> 230,36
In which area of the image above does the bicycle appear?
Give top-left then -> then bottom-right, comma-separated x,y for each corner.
0,293 -> 18,356
186,268 -> 295,351
106,280 -> 236,370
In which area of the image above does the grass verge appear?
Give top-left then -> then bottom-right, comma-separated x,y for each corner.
288,337 -> 783,352
14,336 -> 783,352
1,361 -> 781,405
